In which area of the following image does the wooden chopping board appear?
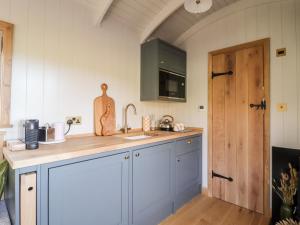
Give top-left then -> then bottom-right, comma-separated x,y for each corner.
94,83 -> 116,136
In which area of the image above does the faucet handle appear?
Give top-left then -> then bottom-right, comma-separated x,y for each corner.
120,127 -> 132,133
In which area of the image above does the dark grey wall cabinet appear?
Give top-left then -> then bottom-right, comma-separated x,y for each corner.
140,39 -> 187,102
132,143 -> 174,225
5,134 -> 202,225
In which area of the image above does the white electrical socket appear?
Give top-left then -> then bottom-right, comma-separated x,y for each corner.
66,116 -> 82,125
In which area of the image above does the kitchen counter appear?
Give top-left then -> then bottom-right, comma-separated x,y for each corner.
3,128 -> 202,169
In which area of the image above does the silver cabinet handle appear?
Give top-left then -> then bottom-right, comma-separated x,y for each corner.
187,140 -> 192,144
135,153 -> 140,157
124,155 -> 130,160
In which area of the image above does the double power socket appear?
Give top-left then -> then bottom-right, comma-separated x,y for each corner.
65,116 -> 82,125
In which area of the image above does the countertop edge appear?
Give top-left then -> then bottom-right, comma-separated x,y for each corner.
4,129 -> 203,170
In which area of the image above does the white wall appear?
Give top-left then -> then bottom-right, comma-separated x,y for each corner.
1,0 -> 299,190
0,0 -> 183,139
179,0 -> 300,187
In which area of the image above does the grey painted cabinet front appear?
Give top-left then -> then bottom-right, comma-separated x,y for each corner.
46,152 -> 129,225
158,42 -> 186,75
140,39 -> 186,101
132,143 -> 173,225
5,135 -> 202,225
174,136 -> 202,210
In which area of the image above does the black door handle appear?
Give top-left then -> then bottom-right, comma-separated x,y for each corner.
212,171 -> 233,182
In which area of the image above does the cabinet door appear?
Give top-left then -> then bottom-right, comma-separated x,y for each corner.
174,137 -> 202,210
133,144 -> 173,225
48,153 -> 129,225
159,42 -> 186,75
175,150 -> 200,194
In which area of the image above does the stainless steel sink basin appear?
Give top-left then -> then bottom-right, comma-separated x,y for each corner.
124,135 -> 151,140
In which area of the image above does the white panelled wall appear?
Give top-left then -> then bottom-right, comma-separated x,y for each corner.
178,0 -> 300,187
0,0 -> 299,189
0,0 -> 182,139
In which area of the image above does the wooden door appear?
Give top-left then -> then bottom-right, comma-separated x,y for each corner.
211,45 -> 265,213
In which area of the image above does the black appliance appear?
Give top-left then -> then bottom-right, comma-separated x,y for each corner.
159,69 -> 186,102
20,119 -> 39,150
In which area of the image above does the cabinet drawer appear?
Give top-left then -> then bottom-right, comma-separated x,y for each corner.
176,136 -> 201,155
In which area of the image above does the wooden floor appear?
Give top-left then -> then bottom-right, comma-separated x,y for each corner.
160,195 -> 270,225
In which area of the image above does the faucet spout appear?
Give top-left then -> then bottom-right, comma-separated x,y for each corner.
123,103 -> 137,133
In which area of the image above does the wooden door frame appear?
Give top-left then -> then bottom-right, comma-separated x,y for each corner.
208,38 -> 270,216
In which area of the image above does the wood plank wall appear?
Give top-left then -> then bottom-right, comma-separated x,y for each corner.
0,0 -> 179,139
0,0 -> 299,191
181,0 -> 300,188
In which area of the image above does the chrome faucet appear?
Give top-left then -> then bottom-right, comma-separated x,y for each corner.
123,103 -> 137,133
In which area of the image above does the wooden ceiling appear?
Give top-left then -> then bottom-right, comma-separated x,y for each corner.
106,0 -> 170,33
151,0 -> 239,43
78,0 -> 240,44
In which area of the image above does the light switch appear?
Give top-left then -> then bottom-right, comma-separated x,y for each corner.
276,103 -> 287,112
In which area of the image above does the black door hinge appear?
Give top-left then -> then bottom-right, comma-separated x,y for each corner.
212,71 -> 233,79
212,171 -> 233,182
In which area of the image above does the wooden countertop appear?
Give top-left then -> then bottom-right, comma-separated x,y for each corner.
3,128 -> 203,169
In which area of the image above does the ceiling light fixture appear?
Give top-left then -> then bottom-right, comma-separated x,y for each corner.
184,0 -> 213,14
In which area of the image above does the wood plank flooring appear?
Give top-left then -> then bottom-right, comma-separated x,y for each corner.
160,195 -> 270,225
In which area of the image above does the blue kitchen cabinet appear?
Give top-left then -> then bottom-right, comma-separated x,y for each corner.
132,143 -> 174,225
5,134 -> 202,225
174,136 -> 202,211
42,152 -> 130,225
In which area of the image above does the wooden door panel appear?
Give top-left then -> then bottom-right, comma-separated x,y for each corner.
212,46 -> 264,213
246,46 -> 264,213
236,49 -> 250,209
224,53 -> 237,205
212,54 -> 226,200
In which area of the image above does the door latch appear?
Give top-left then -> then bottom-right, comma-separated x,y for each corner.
212,171 -> 233,182
249,99 -> 266,110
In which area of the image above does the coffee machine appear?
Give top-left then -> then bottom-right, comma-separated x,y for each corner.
19,119 -> 39,150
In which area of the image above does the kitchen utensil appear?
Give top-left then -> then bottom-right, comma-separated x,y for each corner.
94,83 -> 116,136
159,115 -> 174,131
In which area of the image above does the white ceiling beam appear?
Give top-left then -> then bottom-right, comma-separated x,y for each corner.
95,0 -> 114,26
140,0 -> 185,43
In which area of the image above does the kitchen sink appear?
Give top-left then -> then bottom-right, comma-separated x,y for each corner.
124,135 -> 151,140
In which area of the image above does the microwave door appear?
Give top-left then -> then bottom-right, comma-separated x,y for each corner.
159,70 -> 185,100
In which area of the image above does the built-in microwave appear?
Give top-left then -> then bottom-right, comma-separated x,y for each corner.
159,69 -> 186,102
